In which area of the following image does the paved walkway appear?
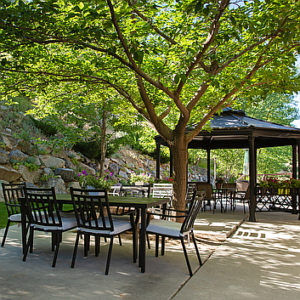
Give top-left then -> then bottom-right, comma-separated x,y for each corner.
174,211 -> 300,300
0,209 -> 299,300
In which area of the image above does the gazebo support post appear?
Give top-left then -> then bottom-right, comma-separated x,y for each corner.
298,143 -> 300,179
156,141 -> 161,180
297,143 -> 300,220
292,144 -> 297,213
249,136 -> 256,222
207,148 -> 211,184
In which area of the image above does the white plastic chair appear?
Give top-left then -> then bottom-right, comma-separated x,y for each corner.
152,183 -> 173,207
108,184 -> 122,196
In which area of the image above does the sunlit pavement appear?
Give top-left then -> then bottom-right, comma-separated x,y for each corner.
174,210 -> 300,300
0,207 -> 299,300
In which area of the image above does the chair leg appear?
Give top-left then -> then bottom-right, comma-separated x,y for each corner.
84,234 -> 89,257
95,236 -> 100,257
52,232 -> 61,267
118,234 -> 122,246
146,233 -> 151,249
1,220 -> 10,247
191,232 -> 202,266
132,227 -> 137,263
155,234 -> 159,257
161,236 -> 165,256
51,232 -> 56,251
105,236 -> 114,275
71,232 -> 80,268
181,237 -> 193,276
23,226 -> 34,262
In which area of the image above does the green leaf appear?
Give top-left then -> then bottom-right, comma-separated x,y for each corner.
78,2 -> 84,10
174,74 -> 180,84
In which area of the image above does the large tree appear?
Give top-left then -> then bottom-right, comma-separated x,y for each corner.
0,0 -> 299,215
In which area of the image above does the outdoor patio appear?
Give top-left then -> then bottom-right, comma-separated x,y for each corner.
1,207 -> 299,300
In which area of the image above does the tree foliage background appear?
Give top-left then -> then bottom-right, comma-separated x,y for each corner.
0,0 -> 299,213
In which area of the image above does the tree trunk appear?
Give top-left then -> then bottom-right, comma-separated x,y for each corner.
99,103 -> 107,177
171,134 -> 189,221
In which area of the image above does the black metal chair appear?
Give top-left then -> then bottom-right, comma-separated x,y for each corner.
70,187 -> 137,275
22,187 -> 77,267
234,184 -> 250,213
186,183 -> 197,209
1,182 -> 26,247
146,190 -> 205,276
195,182 -> 215,212
221,183 -> 237,212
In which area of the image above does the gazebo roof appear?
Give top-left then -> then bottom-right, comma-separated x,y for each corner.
156,108 -> 300,149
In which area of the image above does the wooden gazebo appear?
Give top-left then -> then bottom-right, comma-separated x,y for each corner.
155,108 -> 300,221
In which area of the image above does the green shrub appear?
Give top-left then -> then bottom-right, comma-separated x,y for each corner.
70,157 -> 79,166
30,117 -> 57,136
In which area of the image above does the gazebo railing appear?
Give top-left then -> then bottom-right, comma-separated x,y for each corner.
255,186 -> 299,212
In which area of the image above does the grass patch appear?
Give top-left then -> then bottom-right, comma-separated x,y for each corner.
0,203 -> 74,229
0,202 -> 8,229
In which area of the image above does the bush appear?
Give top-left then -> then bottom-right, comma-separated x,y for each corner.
30,117 -> 58,136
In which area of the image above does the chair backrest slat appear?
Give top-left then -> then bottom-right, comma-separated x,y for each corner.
70,187 -> 114,231
195,183 -> 213,199
186,183 -> 196,208
2,183 -> 25,216
24,187 -> 62,227
152,183 -> 173,198
181,190 -> 205,234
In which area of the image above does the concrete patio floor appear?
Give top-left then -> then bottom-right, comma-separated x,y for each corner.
0,207 -> 299,300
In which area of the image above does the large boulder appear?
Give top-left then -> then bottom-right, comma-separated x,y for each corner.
39,155 -> 65,169
9,149 -> 28,162
64,159 -> 77,170
52,150 -> 69,160
17,140 -> 38,155
42,176 -> 67,194
1,134 -> 14,150
31,156 -> 41,166
66,181 -> 81,192
119,170 -> 129,180
54,168 -> 75,182
109,163 -> 120,175
18,165 -> 42,184
66,150 -> 82,161
77,162 -> 96,175
43,167 -> 54,176
0,150 -> 9,164
0,166 -> 22,182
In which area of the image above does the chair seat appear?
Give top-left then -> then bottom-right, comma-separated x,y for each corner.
8,213 -> 22,222
78,218 -> 132,235
146,219 -> 187,238
9,213 -> 31,222
33,215 -> 77,231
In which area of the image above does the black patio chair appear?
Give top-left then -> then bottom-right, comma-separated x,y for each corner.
221,183 -> 237,212
22,187 -> 77,267
70,187 -> 137,275
234,184 -> 250,214
1,182 -> 26,247
146,190 -> 205,276
195,182 -> 215,212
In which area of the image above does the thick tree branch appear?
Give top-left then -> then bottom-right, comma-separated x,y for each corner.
129,6 -> 177,45
186,83 -> 210,112
106,0 -> 138,69
158,106 -> 171,121
1,21 -> 176,100
186,52 -> 266,142
135,74 -> 173,140
175,0 -> 230,95
218,15 -> 290,73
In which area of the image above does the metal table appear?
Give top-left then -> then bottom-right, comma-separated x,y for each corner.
19,194 -> 168,273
